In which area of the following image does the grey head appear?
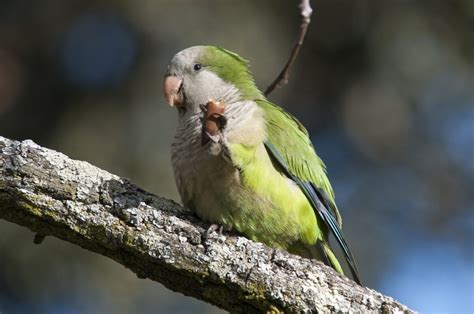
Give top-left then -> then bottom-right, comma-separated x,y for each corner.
163,46 -> 242,119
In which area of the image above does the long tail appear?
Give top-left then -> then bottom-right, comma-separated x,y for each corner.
320,241 -> 344,275
319,241 -> 361,284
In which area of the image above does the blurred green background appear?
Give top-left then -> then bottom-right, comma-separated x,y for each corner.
1,0 -> 473,313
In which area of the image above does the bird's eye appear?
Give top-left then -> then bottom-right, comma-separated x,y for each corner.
193,63 -> 202,71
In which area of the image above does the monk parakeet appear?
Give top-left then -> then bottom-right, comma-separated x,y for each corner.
164,46 -> 361,284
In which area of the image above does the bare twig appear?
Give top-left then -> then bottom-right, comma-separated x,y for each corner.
0,136 -> 414,313
264,0 -> 313,97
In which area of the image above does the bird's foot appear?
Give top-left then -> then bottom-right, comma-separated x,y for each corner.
201,223 -> 225,253
205,223 -> 224,239
200,99 -> 227,145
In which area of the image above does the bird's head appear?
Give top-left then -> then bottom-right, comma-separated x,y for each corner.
163,46 -> 263,114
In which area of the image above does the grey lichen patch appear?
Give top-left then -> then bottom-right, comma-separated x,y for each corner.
0,136 -> 415,314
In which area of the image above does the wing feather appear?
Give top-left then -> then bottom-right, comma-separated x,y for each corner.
258,100 -> 361,284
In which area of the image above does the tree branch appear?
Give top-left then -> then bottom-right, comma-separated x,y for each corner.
0,136 -> 413,313
264,0 -> 313,97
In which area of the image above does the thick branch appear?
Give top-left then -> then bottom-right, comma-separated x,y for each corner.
264,0 -> 313,96
0,136 -> 413,313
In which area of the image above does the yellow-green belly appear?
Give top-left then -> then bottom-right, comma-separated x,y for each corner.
193,142 -> 324,250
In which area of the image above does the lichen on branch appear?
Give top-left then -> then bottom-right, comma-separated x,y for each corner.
0,136 -> 413,313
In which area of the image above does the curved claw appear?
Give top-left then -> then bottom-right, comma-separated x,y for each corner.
201,99 -> 227,145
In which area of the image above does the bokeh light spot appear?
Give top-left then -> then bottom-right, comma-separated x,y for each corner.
342,81 -> 411,160
60,14 -> 137,89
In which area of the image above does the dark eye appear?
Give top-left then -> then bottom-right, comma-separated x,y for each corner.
193,63 -> 202,71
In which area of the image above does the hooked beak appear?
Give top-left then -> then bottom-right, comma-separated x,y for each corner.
163,75 -> 183,107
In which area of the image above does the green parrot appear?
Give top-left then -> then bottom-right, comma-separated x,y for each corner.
163,46 -> 361,284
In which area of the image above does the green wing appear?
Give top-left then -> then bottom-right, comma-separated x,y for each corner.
256,99 -> 361,284
256,100 -> 341,224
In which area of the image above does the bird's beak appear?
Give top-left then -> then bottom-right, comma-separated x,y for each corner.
163,75 -> 183,107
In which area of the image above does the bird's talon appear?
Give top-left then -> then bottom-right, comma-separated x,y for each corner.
206,132 -> 221,143
201,100 -> 227,146
205,223 -> 220,240
202,223 -> 226,253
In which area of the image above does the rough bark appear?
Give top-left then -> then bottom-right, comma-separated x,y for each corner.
0,136 -> 413,313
